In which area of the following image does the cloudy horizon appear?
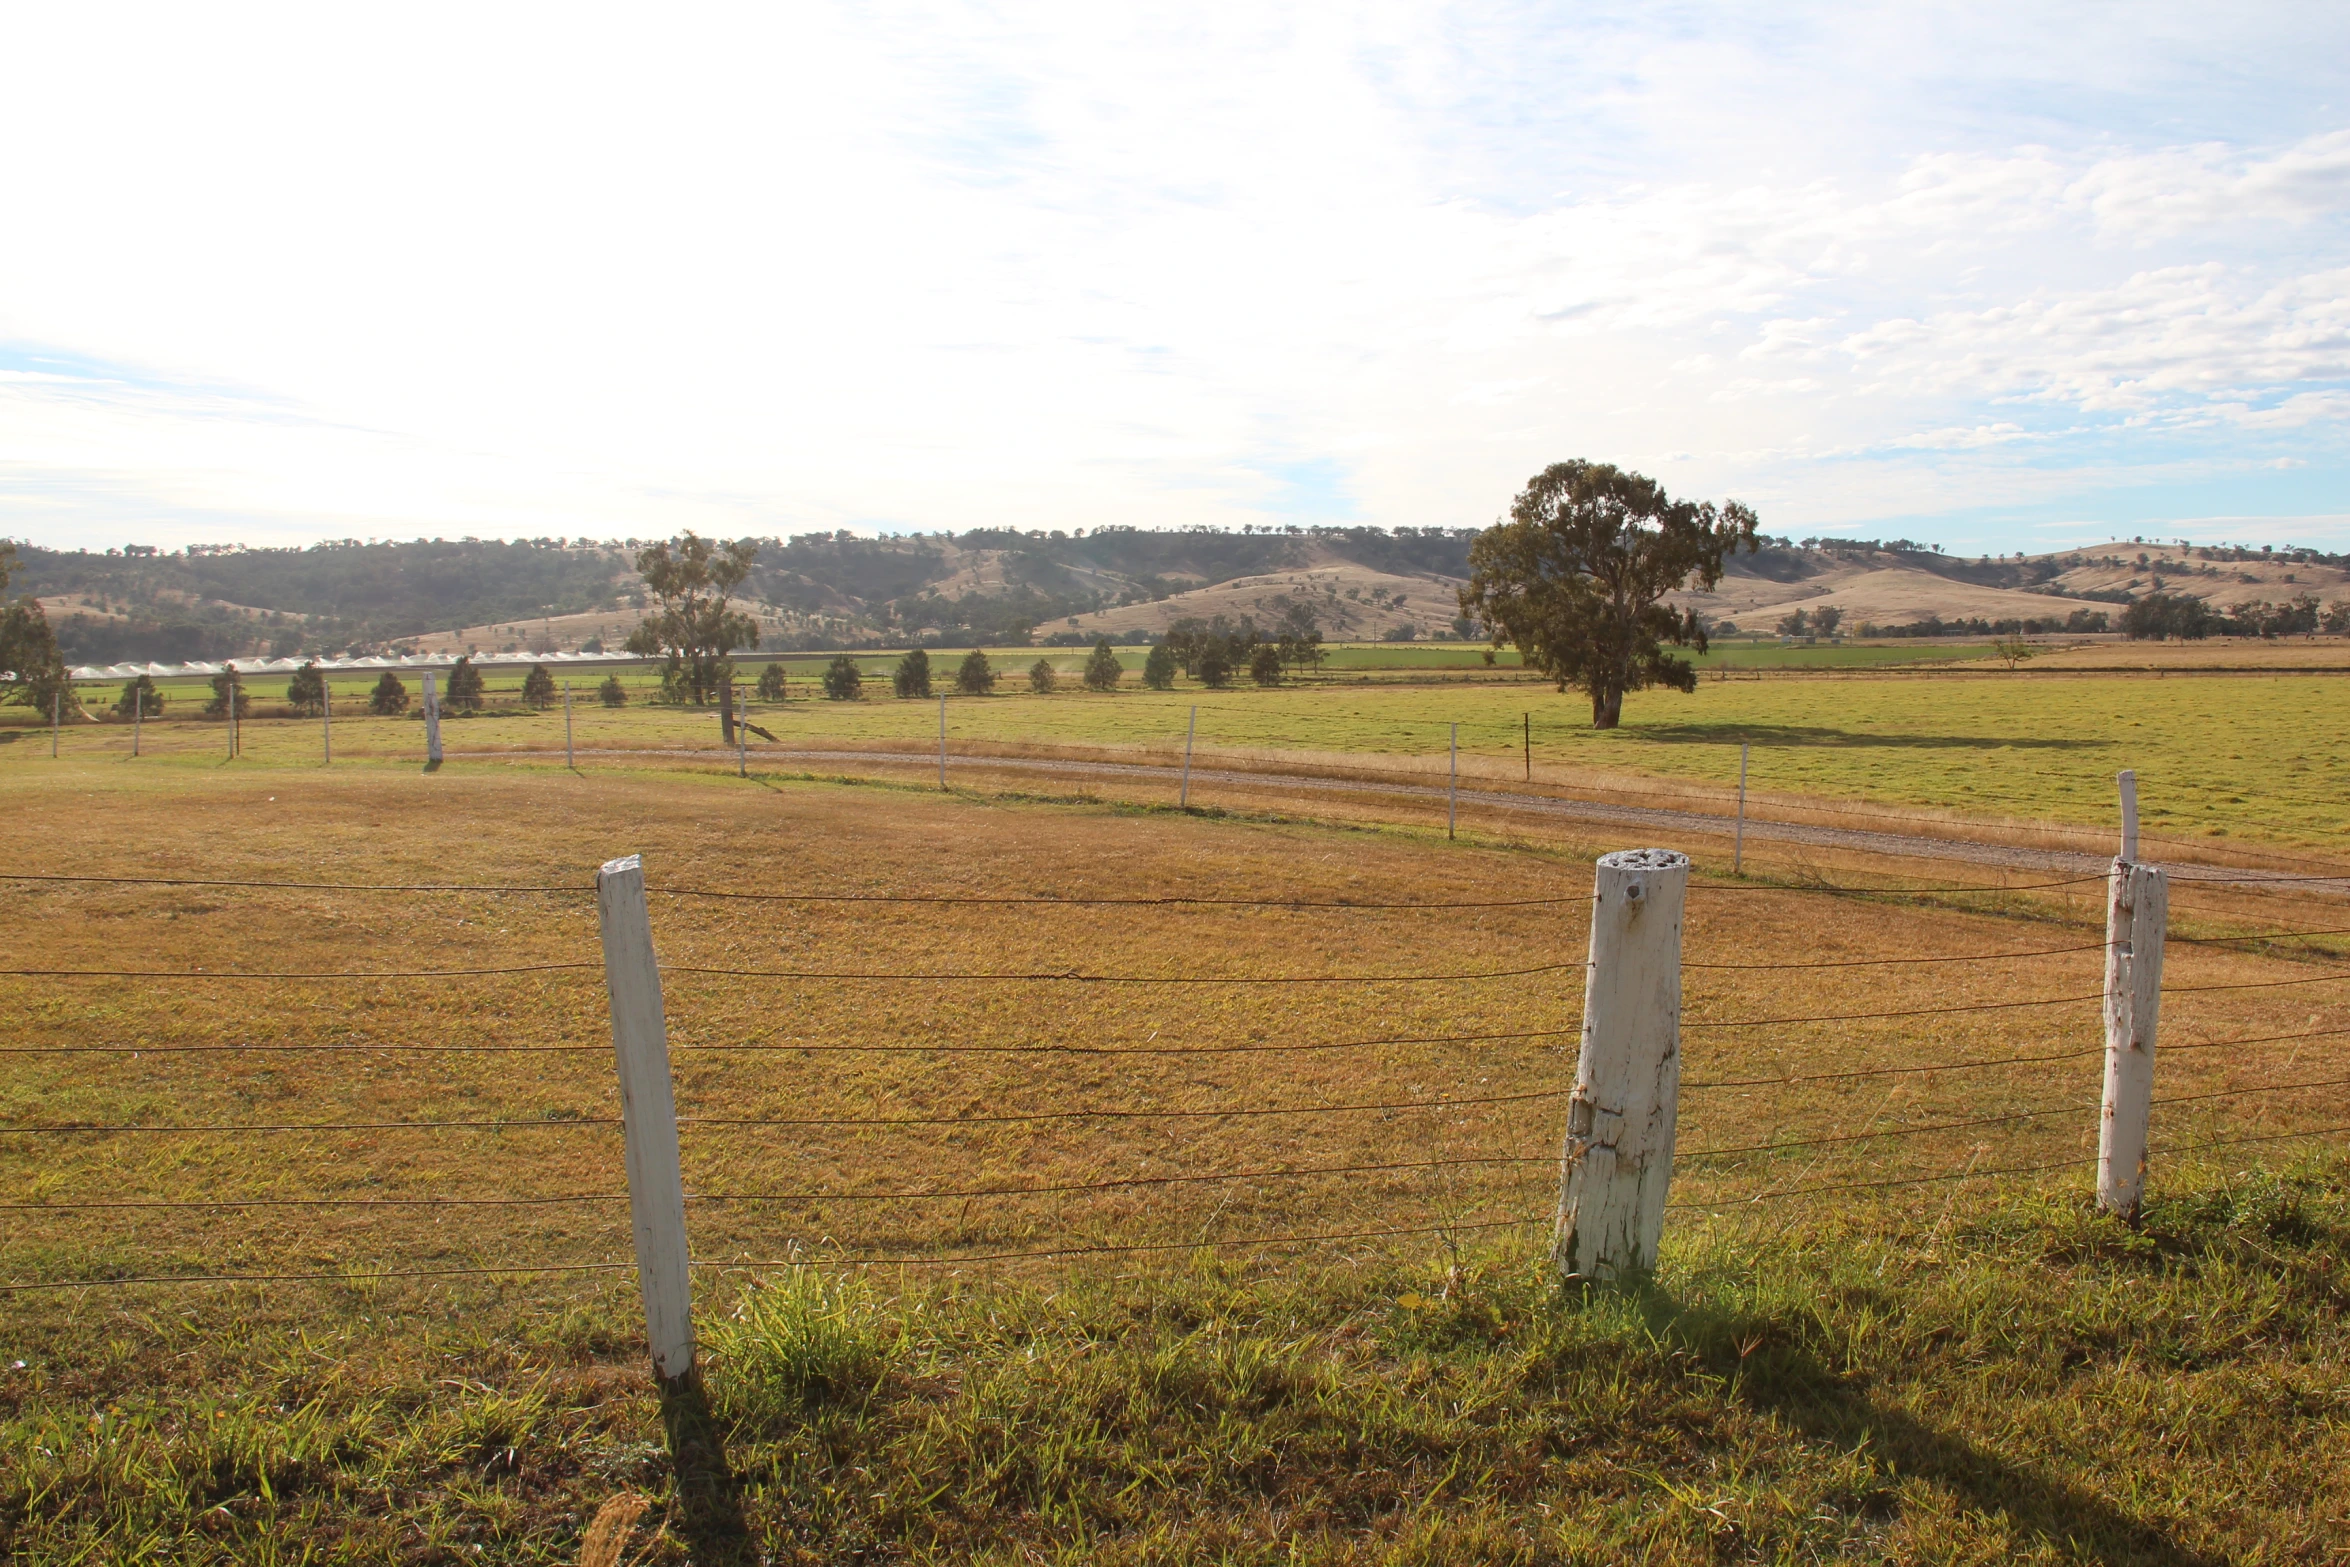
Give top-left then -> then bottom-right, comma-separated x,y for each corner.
4,2 -> 2346,556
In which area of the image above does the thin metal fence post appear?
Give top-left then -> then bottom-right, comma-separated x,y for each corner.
1733,743 -> 1749,874
132,685 -> 142,757
564,680 -> 574,770
51,688 -> 60,757
226,673 -> 237,760
2099,771 -> 2165,1221
1180,704 -> 1197,808
322,682 -> 332,765
1523,712 -> 1530,782
735,681 -> 746,777
938,694 -> 947,790
595,854 -> 697,1387
422,673 -> 443,765
1556,847 -> 1689,1282
1447,723 -> 1458,840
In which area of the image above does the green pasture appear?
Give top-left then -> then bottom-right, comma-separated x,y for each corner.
20,655 -> 2345,856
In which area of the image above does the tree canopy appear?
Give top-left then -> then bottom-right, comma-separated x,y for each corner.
1460,461 -> 1757,728
625,533 -> 760,705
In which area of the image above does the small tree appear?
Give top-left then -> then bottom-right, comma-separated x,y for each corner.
623,531 -> 761,710
1992,635 -> 2036,670
522,664 -> 557,709
115,673 -> 162,717
822,654 -> 863,700
1813,606 -> 1843,637
1029,658 -> 1056,694
893,647 -> 932,699
445,656 -> 485,713
1142,643 -> 1177,689
204,667 -> 243,717
286,661 -> 326,716
0,543 -> 67,715
369,670 -> 409,714
2323,600 -> 2350,635
1250,644 -> 1283,686
756,662 -> 788,701
1197,648 -> 1233,688
1775,608 -> 1810,638
599,673 -> 628,706
1082,638 -> 1122,691
955,648 -> 995,695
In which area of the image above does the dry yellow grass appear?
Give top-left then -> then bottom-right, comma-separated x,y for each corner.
4,759 -> 2345,1308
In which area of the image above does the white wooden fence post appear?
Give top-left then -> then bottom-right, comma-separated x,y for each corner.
422,673 -> 443,765
564,680 -> 574,770
938,694 -> 947,790
596,854 -> 697,1387
1447,723 -> 1458,840
1180,704 -> 1197,808
2099,773 -> 2166,1221
1733,743 -> 1749,875
1556,847 -> 1690,1282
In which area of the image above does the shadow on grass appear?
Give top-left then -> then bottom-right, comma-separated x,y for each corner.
1631,721 -> 2107,751
1628,1281 -> 2217,1566
659,1375 -> 752,1563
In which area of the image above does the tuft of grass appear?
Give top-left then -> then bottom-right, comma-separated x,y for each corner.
705,1267 -> 897,1428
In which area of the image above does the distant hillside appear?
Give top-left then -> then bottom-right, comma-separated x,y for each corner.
14,528 -> 2348,661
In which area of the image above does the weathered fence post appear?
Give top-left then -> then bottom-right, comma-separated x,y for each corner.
734,680 -> 746,777
422,672 -> 443,766
132,685 -> 142,757
1447,722 -> 1459,840
225,673 -> 237,759
1522,712 -> 1530,781
1557,847 -> 1690,1282
938,694 -> 947,790
596,854 -> 697,1387
1180,704 -> 1197,808
2099,772 -> 2166,1221
563,680 -> 574,770
322,683 -> 332,765
1733,742 -> 1749,875
51,688 -> 60,757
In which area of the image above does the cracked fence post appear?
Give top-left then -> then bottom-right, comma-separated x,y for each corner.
2099,775 -> 2166,1221
1556,848 -> 1689,1283
597,854 -> 697,1388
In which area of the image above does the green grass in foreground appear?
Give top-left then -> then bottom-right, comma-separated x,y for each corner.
9,1162 -> 2350,1563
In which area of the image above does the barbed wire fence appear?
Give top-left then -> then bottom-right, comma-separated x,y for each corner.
2,778 -> 2346,1395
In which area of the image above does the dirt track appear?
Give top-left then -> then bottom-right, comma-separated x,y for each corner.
448,742 -> 2350,895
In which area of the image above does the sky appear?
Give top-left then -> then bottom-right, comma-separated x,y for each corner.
2,2 -> 2346,556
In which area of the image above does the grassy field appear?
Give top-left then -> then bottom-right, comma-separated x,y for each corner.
28,647 -> 2350,864
4,757 -> 2350,1560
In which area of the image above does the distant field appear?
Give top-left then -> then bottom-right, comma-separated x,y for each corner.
29,652 -> 2350,861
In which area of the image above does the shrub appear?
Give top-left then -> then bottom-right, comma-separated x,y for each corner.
598,674 -> 627,707
444,656 -> 485,713
521,665 -> 556,709
822,654 -> 863,700
955,648 -> 995,695
893,648 -> 932,699
1083,638 -> 1122,691
1028,658 -> 1056,694
1141,643 -> 1177,689
755,662 -> 788,701
1249,645 -> 1282,686
1197,648 -> 1232,688
114,673 -> 162,717
656,654 -> 687,703
285,662 -> 326,715
368,671 -> 409,715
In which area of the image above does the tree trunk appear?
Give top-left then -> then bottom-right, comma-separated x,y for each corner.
718,678 -> 736,745
1591,688 -> 1623,729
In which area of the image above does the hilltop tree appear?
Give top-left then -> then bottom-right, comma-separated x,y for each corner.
624,532 -> 761,735
369,670 -> 409,714
599,673 -> 628,706
1141,642 -> 1177,690
893,647 -> 932,699
521,664 -> 557,709
444,656 -> 485,713
1082,638 -> 1123,691
755,662 -> 788,701
955,648 -> 995,695
1029,657 -> 1056,694
1461,459 -> 1757,728
286,661 -> 327,715
822,654 -> 863,700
